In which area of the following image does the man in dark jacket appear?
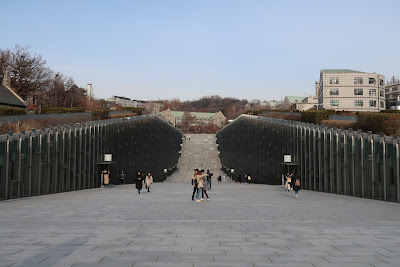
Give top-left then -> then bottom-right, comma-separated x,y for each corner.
136,171 -> 143,194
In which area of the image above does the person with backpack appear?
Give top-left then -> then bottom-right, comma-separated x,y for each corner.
293,174 -> 301,198
120,171 -> 126,185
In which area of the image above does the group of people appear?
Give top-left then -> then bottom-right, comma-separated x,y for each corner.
236,174 -> 256,184
284,172 -> 301,198
191,169 -> 213,202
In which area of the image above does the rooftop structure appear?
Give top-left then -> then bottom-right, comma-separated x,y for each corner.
0,71 -> 26,109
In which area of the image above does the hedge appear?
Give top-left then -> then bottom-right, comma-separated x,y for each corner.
355,113 -> 400,136
380,109 -> 400,113
41,107 -> 85,114
122,107 -> 143,115
0,106 -> 26,116
300,110 -> 335,124
91,109 -> 110,120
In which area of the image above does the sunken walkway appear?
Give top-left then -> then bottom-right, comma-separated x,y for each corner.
1,172 -> 400,266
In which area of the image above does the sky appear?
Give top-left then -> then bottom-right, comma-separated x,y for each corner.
1,0 -> 400,101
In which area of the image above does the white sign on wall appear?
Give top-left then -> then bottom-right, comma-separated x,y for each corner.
284,155 -> 291,163
104,154 -> 112,162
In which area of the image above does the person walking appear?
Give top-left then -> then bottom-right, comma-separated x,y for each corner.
247,174 -> 252,184
145,172 -> 153,192
238,174 -> 242,184
136,171 -> 143,194
195,169 -> 207,202
293,173 -> 301,199
120,171 -> 126,185
285,173 -> 291,191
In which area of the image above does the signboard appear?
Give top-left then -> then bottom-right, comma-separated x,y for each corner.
284,155 -> 291,163
104,154 -> 112,162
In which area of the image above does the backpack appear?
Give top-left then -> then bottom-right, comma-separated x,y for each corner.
295,179 -> 300,187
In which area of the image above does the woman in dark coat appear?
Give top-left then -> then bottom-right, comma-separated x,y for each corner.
136,171 -> 143,194
293,174 -> 301,199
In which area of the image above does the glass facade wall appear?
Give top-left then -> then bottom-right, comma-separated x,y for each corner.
217,115 -> 400,203
0,115 -> 182,200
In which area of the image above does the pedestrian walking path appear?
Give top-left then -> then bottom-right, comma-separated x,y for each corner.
177,134 -> 221,172
1,175 -> 400,266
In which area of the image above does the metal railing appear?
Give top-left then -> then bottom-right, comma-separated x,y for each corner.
0,115 -> 182,200
217,114 -> 400,202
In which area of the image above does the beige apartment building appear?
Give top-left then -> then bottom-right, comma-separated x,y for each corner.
318,69 -> 385,112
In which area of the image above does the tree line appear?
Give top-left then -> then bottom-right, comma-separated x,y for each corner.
160,95 -> 255,120
0,45 -> 103,111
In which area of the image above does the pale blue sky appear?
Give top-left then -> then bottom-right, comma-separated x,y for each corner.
1,0 -> 400,101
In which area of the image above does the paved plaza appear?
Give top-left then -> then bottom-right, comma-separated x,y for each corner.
1,172 -> 400,267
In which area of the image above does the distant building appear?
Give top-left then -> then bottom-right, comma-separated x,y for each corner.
159,109 -> 226,126
385,82 -> 400,109
0,71 -> 26,109
261,100 -> 282,109
283,96 -> 305,109
106,96 -> 142,108
290,97 -> 318,112
318,69 -> 385,112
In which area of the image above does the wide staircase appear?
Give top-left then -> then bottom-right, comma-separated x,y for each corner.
166,134 -> 225,183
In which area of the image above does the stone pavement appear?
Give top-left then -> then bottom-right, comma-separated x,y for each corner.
1,176 -> 400,266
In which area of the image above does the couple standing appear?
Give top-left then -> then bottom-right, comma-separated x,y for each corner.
191,169 -> 209,202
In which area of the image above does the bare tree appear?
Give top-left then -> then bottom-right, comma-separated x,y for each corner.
143,101 -> 161,114
181,111 -> 194,132
10,45 -> 51,99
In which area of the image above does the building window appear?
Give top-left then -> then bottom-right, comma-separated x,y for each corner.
369,89 -> 376,96
380,79 -> 384,86
369,100 -> 376,107
380,101 -> 384,108
354,100 -> 363,107
354,77 -> 363,84
354,88 -> 363,95
393,87 -> 398,91
369,78 -> 376,84
330,100 -> 339,107
330,89 -> 339,95
380,90 -> 384,97
330,77 -> 339,84
385,88 -> 390,92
